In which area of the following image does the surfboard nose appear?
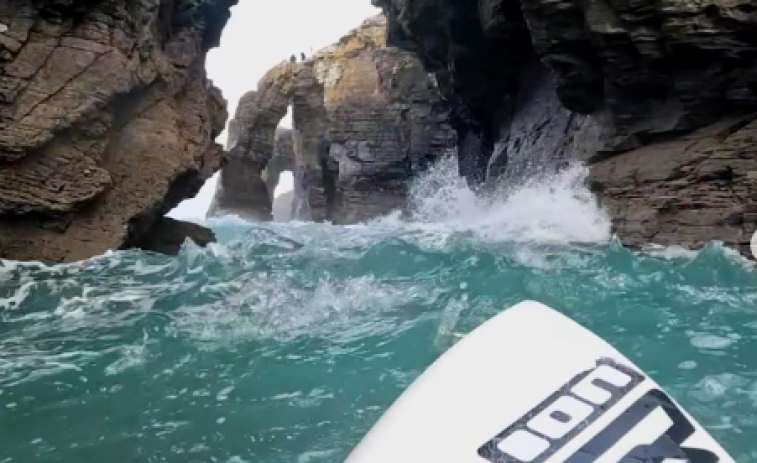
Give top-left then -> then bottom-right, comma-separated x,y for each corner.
345,301 -> 735,463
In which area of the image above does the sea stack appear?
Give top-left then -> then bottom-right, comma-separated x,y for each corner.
209,15 -> 457,223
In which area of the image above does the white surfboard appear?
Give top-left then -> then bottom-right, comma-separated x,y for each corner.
346,301 -> 734,463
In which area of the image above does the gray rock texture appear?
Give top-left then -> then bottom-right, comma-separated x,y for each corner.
0,0 -> 235,261
208,126 -> 295,221
209,15 -> 456,223
264,128 -> 295,201
373,0 -> 757,255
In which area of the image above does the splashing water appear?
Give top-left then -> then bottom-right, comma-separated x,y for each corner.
407,157 -> 610,244
1,160 -> 757,463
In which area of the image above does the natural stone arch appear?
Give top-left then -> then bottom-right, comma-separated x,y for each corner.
264,128 -> 297,222
208,59 -> 332,221
313,15 -> 456,223
209,15 -> 457,223
289,63 -> 334,221
208,89 -> 278,221
262,128 -> 295,200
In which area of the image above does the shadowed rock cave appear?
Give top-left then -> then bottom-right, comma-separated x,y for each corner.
374,0 -> 757,257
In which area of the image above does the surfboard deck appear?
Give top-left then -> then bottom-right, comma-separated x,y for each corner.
346,301 -> 735,463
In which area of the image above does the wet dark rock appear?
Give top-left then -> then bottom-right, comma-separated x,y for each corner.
125,217 -> 216,256
373,0 -> 757,255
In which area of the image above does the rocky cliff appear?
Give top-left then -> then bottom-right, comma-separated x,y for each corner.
210,15 -> 456,223
0,0 -> 235,262
374,0 -> 757,255
208,124 -> 295,220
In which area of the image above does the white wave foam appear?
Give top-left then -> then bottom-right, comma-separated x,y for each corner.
204,214 -> 259,228
195,156 -> 609,248
105,332 -> 151,376
168,275 -> 434,345
434,295 -> 468,350
406,157 -> 611,244
0,281 -> 34,310
642,244 -> 700,261
690,332 -> 738,350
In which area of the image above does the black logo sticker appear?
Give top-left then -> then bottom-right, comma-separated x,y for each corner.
566,389 -> 720,463
478,359 -> 720,463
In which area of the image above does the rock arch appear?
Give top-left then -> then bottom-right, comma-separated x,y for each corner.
209,15 -> 456,223
208,59 -> 333,221
263,128 -> 295,200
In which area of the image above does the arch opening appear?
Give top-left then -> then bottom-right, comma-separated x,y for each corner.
272,171 -> 295,222
169,0 -> 381,223
204,12 -> 457,224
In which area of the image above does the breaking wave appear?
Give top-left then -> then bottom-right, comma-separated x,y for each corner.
1,158 -> 756,462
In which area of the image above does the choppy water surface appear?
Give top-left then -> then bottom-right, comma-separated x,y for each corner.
1,160 -> 757,462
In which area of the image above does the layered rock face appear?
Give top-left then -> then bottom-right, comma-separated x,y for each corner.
264,128 -> 295,201
375,0 -> 757,255
209,126 -> 294,220
209,58 -> 329,221
0,0 -> 234,262
210,15 -> 456,223
591,116 -> 757,256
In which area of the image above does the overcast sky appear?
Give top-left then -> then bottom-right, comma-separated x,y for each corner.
170,0 -> 380,221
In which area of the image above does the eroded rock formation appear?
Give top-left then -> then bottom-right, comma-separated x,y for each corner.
374,0 -> 757,255
590,115 -> 757,256
0,0 -> 234,262
264,128 -> 295,201
208,125 -> 294,220
210,15 -> 456,223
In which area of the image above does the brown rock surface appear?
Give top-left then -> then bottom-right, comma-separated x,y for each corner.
0,0 -> 235,262
373,0 -> 757,255
210,15 -> 456,223
590,115 -> 757,256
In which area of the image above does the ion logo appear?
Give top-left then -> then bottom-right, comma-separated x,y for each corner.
565,389 -> 720,462
479,359 -> 719,463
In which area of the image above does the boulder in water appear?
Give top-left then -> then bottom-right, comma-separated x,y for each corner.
125,217 -> 216,256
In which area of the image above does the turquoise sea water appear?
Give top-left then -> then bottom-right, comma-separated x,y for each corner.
1,161 -> 757,462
